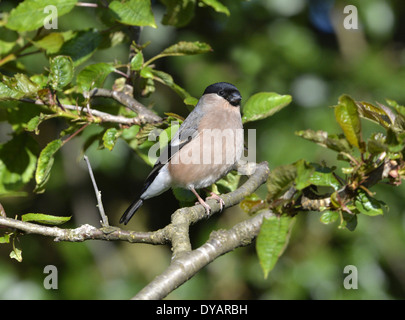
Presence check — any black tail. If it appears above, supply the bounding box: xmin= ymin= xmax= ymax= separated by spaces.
xmin=120 ymin=199 xmax=144 ymax=225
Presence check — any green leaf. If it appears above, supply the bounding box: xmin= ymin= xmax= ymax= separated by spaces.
xmin=308 ymin=164 xmax=341 ymax=191
xmin=334 ymin=95 xmax=364 ymax=152
xmin=76 ymin=63 xmax=115 ymax=93
xmin=140 ymin=66 xmax=154 ymax=79
xmin=159 ymin=41 xmax=212 ymax=57
xmin=356 ymin=101 xmax=392 ymax=129
xmin=0 ymin=73 xmax=40 ymax=100
xmin=10 ymin=244 xmax=22 ymax=262
xmin=239 ymin=193 xmax=266 ymax=215
xmin=214 ymin=171 xmax=241 ymax=193
xmin=22 ymin=213 xmax=71 ymax=225
xmin=109 ymin=0 xmax=156 ymax=28
xmin=32 ymin=33 xmax=65 ymax=54
xmin=0 ymin=233 xmax=11 ymax=244
xmin=6 ymin=0 xmax=78 ymax=32
xmin=242 ymin=92 xmax=292 ymax=124
xmin=200 ymin=0 xmax=230 ymax=16
xmin=266 ymin=164 xmax=297 ymax=201
xmin=24 ymin=113 xmax=57 ymax=135
xmin=161 ymin=0 xmax=196 ymax=27
xmin=48 ymin=55 xmax=74 ymax=90
xmin=294 ymin=159 xmax=315 ymax=191
xmin=320 ymin=210 xmax=340 ymax=224
xmin=58 ymin=30 xmax=102 ymax=66
xmin=355 ymin=190 xmax=385 ymax=216
xmin=130 ymin=52 xmax=144 ymax=71
xmin=35 ymin=139 xmax=63 ymax=193
xmin=295 ymin=129 xmax=351 ymax=153
xmin=102 ymin=128 xmax=120 ymax=151
xmin=0 ymin=133 xmax=38 ymax=195
xmin=256 ymin=215 xmax=295 ymax=278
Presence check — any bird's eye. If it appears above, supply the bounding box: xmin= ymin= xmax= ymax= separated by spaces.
xmin=218 ymin=90 xmax=225 ymax=96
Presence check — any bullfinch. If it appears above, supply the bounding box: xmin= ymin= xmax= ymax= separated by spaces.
xmin=120 ymin=82 xmax=243 ymax=225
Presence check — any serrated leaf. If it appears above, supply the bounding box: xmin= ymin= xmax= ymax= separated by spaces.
xmin=334 ymin=95 xmax=364 ymax=152
xmin=22 ymin=213 xmax=71 ymax=225
xmin=48 ymin=55 xmax=74 ymax=90
xmin=355 ymin=190 xmax=385 ymax=216
xmin=295 ymin=129 xmax=351 ymax=153
xmin=109 ymin=0 xmax=156 ymax=28
xmin=242 ymin=92 xmax=291 ymax=124
xmin=308 ymin=163 xmax=341 ymax=190
xmin=6 ymin=0 xmax=78 ymax=32
xmin=256 ymin=215 xmax=295 ymax=278
xmin=161 ymin=0 xmax=196 ymax=27
xmin=58 ymin=30 xmax=102 ymax=66
xmin=102 ymin=128 xmax=120 ymax=151
xmin=266 ymin=164 xmax=297 ymax=201
xmin=200 ymin=0 xmax=230 ymax=16
xmin=35 ymin=139 xmax=63 ymax=193
xmin=76 ymin=63 xmax=115 ymax=93
xmin=0 ymin=73 xmax=40 ymax=100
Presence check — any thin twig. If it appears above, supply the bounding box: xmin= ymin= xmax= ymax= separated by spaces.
xmin=21 ymin=98 xmax=143 ymax=125
xmin=84 ymin=155 xmax=109 ymax=227
xmin=62 ymin=123 xmax=89 ymax=145
xmin=76 ymin=2 xmax=98 ymax=7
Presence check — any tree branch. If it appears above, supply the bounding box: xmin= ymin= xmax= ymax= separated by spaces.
xmin=88 ymin=88 xmax=162 ymax=124
xmin=132 ymin=210 xmax=274 ymax=300
xmin=21 ymin=98 xmax=146 ymax=125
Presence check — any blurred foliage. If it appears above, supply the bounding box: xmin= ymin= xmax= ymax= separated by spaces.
xmin=0 ymin=0 xmax=405 ymax=300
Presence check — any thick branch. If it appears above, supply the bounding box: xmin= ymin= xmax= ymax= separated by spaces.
xmin=89 ymin=88 xmax=162 ymax=124
xmin=132 ymin=210 xmax=274 ymax=300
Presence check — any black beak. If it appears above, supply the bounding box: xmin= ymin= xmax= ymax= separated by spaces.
xmin=229 ymin=92 xmax=242 ymax=106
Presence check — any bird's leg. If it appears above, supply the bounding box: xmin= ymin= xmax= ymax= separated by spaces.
xmin=206 ymin=192 xmax=225 ymax=212
xmin=190 ymin=188 xmax=211 ymax=215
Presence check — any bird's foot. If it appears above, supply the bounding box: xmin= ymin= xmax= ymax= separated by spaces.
xmin=206 ymin=192 xmax=225 ymax=212
xmin=195 ymin=198 xmax=212 ymax=216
